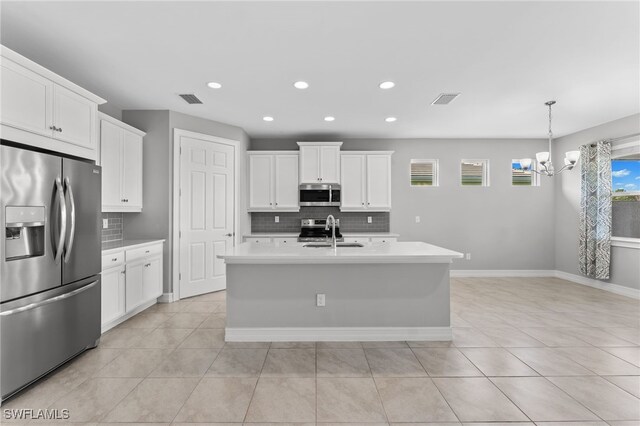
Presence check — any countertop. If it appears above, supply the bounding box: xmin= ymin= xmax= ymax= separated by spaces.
xmin=219 ymin=241 xmax=462 ymax=264
xmin=102 ymin=239 xmax=165 ymax=254
xmin=244 ymin=232 xmax=400 ymax=238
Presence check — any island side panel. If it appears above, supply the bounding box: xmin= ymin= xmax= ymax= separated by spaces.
xmin=225 ymin=262 xmax=451 ymax=338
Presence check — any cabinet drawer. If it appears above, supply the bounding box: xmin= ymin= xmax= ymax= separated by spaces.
xmin=343 ymin=237 xmax=371 ymax=243
xmin=102 ymin=251 xmax=124 ymax=269
xmin=245 ymin=237 xmax=272 ymax=244
xmin=371 ymin=237 xmax=397 ymax=243
xmin=126 ymin=243 xmax=163 ymax=262
xmin=273 ymin=238 xmax=299 ymax=245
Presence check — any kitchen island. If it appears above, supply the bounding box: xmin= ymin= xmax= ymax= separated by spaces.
xmin=218 ymin=241 xmax=463 ymax=342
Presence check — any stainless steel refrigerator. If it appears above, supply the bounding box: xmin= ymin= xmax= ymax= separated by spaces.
xmin=0 ymin=143 xmax=101 ymax=402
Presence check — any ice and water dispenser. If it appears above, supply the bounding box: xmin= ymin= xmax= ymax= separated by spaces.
xmin=5 ymin=206 xmax=45 ymax=261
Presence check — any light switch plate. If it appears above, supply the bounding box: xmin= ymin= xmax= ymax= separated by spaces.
xmin=102 ymin=218 xmax=109 ymax=229
xmin=275 ymin=216 xmax=279 ymax=223
xmin=415 ymin=216 xmax=421 ymax=223
xmin=316 ymin=293 xmax=326 ymax=307
xmin=367 ymin=216 xmax=372 ymax=224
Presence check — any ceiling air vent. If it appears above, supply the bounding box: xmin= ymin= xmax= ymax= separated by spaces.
xmin=431 ymin=93 xmax=460 ymax=105
xmin=179 ymin=94 xmax=203 ymax=104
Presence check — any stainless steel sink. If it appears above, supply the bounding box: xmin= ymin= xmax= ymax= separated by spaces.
xmin=303 ymin=242 xmax=364 ymax=248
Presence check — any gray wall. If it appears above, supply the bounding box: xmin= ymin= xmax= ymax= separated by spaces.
xmin=553 ymin=113 xmax=640 ymax=291
xmin=121 ymin=110 xmax=250 ymax=294
xmin=251 ymin=138 xmax=554 ymax=270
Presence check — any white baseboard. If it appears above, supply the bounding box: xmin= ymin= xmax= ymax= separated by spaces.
xmin=554 ymin=270 xmax=640 ymax=299
xmin=451 ymin=270 xmax=556 ymax=278
xmin=225 ymin=326 xmax=452 ymax=342
xmin=157 ymin=292 xmax=175 ymax=303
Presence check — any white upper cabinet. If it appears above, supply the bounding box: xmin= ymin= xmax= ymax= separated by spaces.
xmin=274 ymin=154 xmax=299 ymax=209
xmin=297 ymin=142 xmax=342 ymax=184
xmin=340 ymin=151 xmax=393 ymax=212
xmin=248 ymin=151 xmax=299 ymax=212
xmin=248 ymin=154 xmax=273 ymax=210
xmin=340 ymin=154 xmax=366 ymax=210
xmin=52 ymin=85 xmax=96 ymax=150
xmin=0 ymin=45 xmax=105 ymax=160
xmin=99 ymin=112 xmax=145 ymax=212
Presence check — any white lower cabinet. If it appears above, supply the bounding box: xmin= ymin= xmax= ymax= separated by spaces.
xmin=101 ymin=241 xmax=164 ymax=331
xmin=101 ymin=265 xmax=125 ymax=325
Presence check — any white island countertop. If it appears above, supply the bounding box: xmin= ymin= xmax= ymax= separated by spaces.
xmin=219 ymin=241 xmax=463 ymax=264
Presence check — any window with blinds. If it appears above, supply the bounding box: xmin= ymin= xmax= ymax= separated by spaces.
xmin=461 ymin=159 xmax=489 ymax=186
xmin=512 ymin=159 xmax=537 ymax=186
xmin=410 ymin=159 xmax=438 ymax=186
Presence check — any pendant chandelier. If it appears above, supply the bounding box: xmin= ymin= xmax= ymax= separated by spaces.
xmin=520 ymin=100 xmax=580 ymax=176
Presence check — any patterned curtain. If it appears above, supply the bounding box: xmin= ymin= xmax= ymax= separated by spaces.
xmin=578 ymin=140 xmax=612 ymax=279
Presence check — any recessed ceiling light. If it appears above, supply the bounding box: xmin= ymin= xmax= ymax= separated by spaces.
xmin=207 ymin=82 xmax=222 ymax=89
xmin=294 ymin=81 xmax=309 ymax=89
xmin=263 ymin=116 xmax=274 ymax=122
xmin=385 ymin=117 xmax=397 ymax=122
xmin=379 ymin=81 xmax=395 ymax=89
xmin=324 ymin=116 xmax=335 ymax=122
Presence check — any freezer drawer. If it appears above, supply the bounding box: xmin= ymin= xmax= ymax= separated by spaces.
xmin=0 ymin=277 xmax=101 ymax=401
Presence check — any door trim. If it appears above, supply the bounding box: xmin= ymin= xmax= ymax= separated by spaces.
xmin=172 ymin=128 xmax=240 ymax=301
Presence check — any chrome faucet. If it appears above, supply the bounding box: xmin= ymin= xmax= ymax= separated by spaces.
xmin=325 ymin=214 xmax=337 ymax=249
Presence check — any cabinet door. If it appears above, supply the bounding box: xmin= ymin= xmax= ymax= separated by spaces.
xmin=366 ymin=155 xmax=392 ymax=211
xmin=340 ymin=154 xmax=366 ymax=210
xmin=299 ymin=146 xmax=320 ymax=183
xmin=100 ymin=120 xmax=123 ymax=209
xmin=121 ymin=130 xmax=143 ymax=210
xmin=101 ymin=266 xmax=125 ymax=325
xmin=320 ymin=145 xmax=340 ymax=183
xmin=125 ymin=261 xmax=144 ymax=312
xmin=0 ymin=58 xmax=53 ymax=137
xmin=142 ymin=256 xmax=162 ymax=301
xmin=274 ymin=154 xmax=299 ymax=210
xmin=53 ymin=84 xmax=96 ymax=150
xmin=248 ymin=155 xmax=273 ymax=210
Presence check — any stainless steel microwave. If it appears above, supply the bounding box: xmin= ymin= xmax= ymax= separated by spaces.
xmin=299 ymin=184 xmax=341 ymax=207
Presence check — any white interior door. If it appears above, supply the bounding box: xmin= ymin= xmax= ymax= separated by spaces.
xmin=179 ymin=134 xmax=235 ymax=298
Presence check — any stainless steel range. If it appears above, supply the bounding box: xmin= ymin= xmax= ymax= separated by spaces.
xmin=298 ymin=218 xmax=344 ymax=242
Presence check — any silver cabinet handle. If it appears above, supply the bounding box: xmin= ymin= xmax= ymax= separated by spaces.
xmin=49 ymin=125 xmax=56 ymax=131
xmin=120 ymin=270 xmax=126 ymax=275
xmin=225 ymin=233 xmax=233 ymax=237
xmin=0 ymin=280 xmax=98 ymax=316
xmin=63 ymin=176 xmax=76 ymax=263
xmin=144 ymin=263 xmax=151 ymax=268
xmin=58 ymin=127 xmax=62 ymax=133
xmin=112 ymin=258 xmax=118 ymax=261
xmin=53 ymin=177 xmax=67 ymax=264
xmin=145 ymin=250 xmax=150 ymax=253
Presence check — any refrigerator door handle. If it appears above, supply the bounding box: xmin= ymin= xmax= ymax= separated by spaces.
xmin=63 ymin=177 xmax=76 ymax=263
xmin=53 ymin=177 xmax=67 ymax=264
xmin=0 ymin=280 xmax=99 ymax=317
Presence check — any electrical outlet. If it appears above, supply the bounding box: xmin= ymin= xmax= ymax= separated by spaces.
xmin=275 ymin=216 xmax=279 ymax=223
xmin=316 ymin=293 xmax=326 ymax=307
xmin=466 ymin=253 xmax=471 ymax=260
xmin=415 ymin=216 xmax=421 ymax=223
xmin=367 ymin=216 xmax=372 ymax=224
xmin=102 ymin=218 xmax=109 ymax=229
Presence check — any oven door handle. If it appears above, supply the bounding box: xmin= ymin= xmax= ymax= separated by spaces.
xmin=0 ymin=280 xmax=99 ymax=317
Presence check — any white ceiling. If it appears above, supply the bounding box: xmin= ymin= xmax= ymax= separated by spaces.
xmin=1 ymin=1 xmax=638 ymax=139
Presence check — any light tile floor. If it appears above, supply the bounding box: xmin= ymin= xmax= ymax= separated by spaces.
xmin=3 ymin=277 xmax=639 ymax=425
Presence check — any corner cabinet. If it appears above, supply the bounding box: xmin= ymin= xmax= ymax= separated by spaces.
xmin=297 ymin=142 xmax=342 ymax=184
xmin=340 ymin=152 xmax=393 ymax=212
xmin=101 ymin=241 xmax=164 ymax=332
xmin=248 ymin=151 xmax=299 ymax=212
xmin=0 ymin=45 xmax=106 ymax=160
xmin=99 ymin=113 xmax=145 ymax=212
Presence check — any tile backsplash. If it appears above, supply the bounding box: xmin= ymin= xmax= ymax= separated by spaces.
xmin=101 ymin=212 xmax=123 ymax=242
xmin=251 ymin=207 xmax=389 ymax=233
